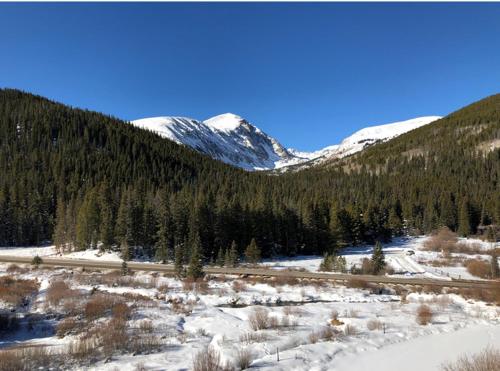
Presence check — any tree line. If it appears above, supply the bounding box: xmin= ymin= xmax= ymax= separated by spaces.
xmin=0 ymin=89 xmax=499 ymax=265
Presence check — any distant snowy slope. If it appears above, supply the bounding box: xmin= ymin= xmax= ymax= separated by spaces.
xmin=132 ymin=113 xmax=298 ymax=171
xmin=131 ymin=114 xmax=441 ymax=171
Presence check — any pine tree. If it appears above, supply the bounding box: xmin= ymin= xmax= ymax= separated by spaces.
xmin=216 ymin=247 xmax=225 ymax=267
xmin=53 ymin=198 xmax=67 ymax=254
xmin=244 ymin=238 xmax=261 ymax=264
xmin=187 ymin=233 xmax=204 ymax=279
xmin=319 ymin=253 xmax=333 ymax=272
xmin=174 ymin=245 xmax=185 ymax=277
xmin=155 ymin=191 xmax=172 ymax=263
xmin=226 ymin=240 xmax=239 ymax=267
xmin=121 ymin=240 xmax=131 ymax=261
xmin=371 ymin=241 xmax=386 ymax=275
xmin=98 ymin=183 xmax=114 ymax=250
xmin=491 ymin=253 xmax=499 ymax=279
xmin=121 ymin=260 xmax=129 ymax=276
xmin=458 ymin=199 xmax=472 ymax=237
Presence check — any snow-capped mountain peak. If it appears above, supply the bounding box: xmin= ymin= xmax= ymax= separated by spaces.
xmin=204 ymin=113 xmax=246 ymax=132
xmin=131 ymin=114 xmax=441 ymax=171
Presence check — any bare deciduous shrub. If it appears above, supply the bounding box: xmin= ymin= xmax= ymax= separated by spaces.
xmin=56 ymin=317 xmax=80 ymax=337
xmin=239 ymin=332 xmax=269 ymax=344
xmin=346 ymin=278 xmax=370 ymax=289
xmin=235 ymin=348 xmax=254 ymax=370
xmin=232 ymin=280 xmax=247 ymax=293
xmin=441 ymin=347 xmax=500 ymax=371
xmin=0 ymin=346 xmax=53 ymax=371
xmin=268 ymin=315 xmax=279 ymax=329
xmin=68 ymin=337 xmax=99 ymax=361
xmin=84 ymin=294 xmax=120 ymax=320
xmin=308 ymin=330 xmax=319 ymax=344
xmin=182 ymin=278 xmax=210 ymax=294
xmin=112 ymin=303 xmax=131 ymax=320
xmin=157 ymin=284 xmax=170 ymax=294
xmin=248 ymin=307 xmax=269 ymax=331
xmin=464 ymin=259 xmax=492 ymax=279
xmin=423 ymin=227 xmax=458 ymax=253
xmin=6 ymin=264 xmax=29 ymax=274
xmin=46 ymin=280 xmax=73 ymax=307
xmin=319 ymin=326 xmax=337 ymax=341
xmin=192 ymin=345 xmax=223 ymax=371
xmin=344 ymin=324 xmax=357 ymax=336
xmin=416 ymin=304 xmax=433 ymax=325
xmin=139 ymin=320 xmax=153 ymax=333
xmin=0 ymin=276 xmax=39 ymax=307
xmin=367 ymin=319 xmax=383 ymax=331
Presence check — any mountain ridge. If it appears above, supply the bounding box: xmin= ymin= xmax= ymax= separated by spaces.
xmin=131 ymin=114 xmax=441 ymax=171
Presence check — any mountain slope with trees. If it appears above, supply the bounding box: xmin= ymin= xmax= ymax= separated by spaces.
xmin=0 ymin=89 xmax=498 ymax=265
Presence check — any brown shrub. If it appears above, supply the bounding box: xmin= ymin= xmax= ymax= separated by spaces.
xmin=68 ymin=338 xmax=99 ymax=361
xmin=248 ymin=307 xmax=269 ymax=331
xmin=423 ymin=227 xmax=458 ymax=253
xmin=235 ymin=348 xmax=254 ymax=370
xmin=232 ymin=280 xmax=247 ymax=292
xmin=367 ymin=319 xmax=383 ymax=331
xmin=6 ymin=264 xmax=29 ymax=274
xmin=56 ymin=317 xmax=80 ymax=338
xmin=46 ymin=280 xmax=72 ymax=307
xmin=346 ymin=278 xmax=370 ymax=289
xmin=139 ymin=320 xmax=154 ymax=333
xmin=0 ymin=276 xmax=39 ymax=307
xmin=465 ymin=259 xmax=491 ymax=279
xmin=308 ymin=331 xmax=319 ymax=344
xmin=416 ymin=304 xmax=433 ymax=325
xmin=0 ymin=346 xmax=53 ymax=371
xmin=112 ymin=303 xmax=132 ymax=321
xmin=239 ymin=332 xmax=270 ymax=344
xmin=441 ymin=347 xmax=500 ymax=371
xmin=84 ymin=294 xmax=119 ymax=320
xmin=192 ymin=345 xmax=223 ymax=371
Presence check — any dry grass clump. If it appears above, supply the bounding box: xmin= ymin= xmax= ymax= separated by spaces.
xmin=235 ymin=348 xmax=254 ymax=370
xmin=182 ymin=278 xmax=210 ymax=294
xmin=416 ymin=304 xmax=433 ymax=325
xmin=269 ymin=276 xmax=300 ymax=287
xmin=248 ymin=307 xmax=270 ymax=331
xmin=309 ymin=326 xmax=338 ymax=343
xmin=367 ymin=319 xmax=383 ymax=331
xmin=84 ymin=294 xmax=122 ymax=321
xmin=0 ymin=276 xmax=39 ymax=307
xmin=441 ymin=347 xmax=500 ymax=371
xmin=192 ymin=345 xmax=230 ymax=371
xmin=239 ymin=331 xmax=270 ymax=344
xmin=464 ymin=259 xmax=492 ymax=279
xmin=232 ymin=280 xmax=247 ymax=292
xmin=46 ymin=280 xmax=80 ymax=308
xmin=6 ymin=264 xmax=29 ymax=274
xmin=449 ymin=284 xmax=500 ymax=305
xmin=0 ymin=346 xmax=54 ymax=371
xmin=56 ymin=317 xmax=80 ymax=338
xmin=346 ymin=278 xmax=370 ymax=289
xmin=423 ymin=227 xmax=458 ymax=253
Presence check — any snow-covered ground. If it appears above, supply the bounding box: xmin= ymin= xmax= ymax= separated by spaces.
xmin=263 ymin=236 xmax=499 ymax=281
xmin=1 ymin=258 xmax=498 ymax=371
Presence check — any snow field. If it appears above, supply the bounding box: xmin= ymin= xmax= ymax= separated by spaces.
xmin=0 ymin=262 xmax=498 ymax=371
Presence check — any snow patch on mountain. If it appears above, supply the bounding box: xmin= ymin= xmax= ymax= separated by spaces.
xmin=131 ymin=114 xmax=441 ymax=171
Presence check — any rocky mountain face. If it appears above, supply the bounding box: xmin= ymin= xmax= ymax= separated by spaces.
xmin=132 ymin=114 xmax=441 ymax=171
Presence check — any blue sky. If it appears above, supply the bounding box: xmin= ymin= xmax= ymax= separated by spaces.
xmin=1 ymin=3 xmax=500 ymax=151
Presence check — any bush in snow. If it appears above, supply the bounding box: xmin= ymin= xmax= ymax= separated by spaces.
xmin=248 ymin=307 xmax=269 ymax=331
xmin=441 ymin=347 xmax=500 ymax=371
xmin=416 ymin=304 xmax=433 ymax=325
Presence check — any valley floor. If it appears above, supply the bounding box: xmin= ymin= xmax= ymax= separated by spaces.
xmin=0 ymin=237 xmax=498 ymax=371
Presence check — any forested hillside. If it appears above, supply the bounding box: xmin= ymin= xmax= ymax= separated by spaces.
xmin=0 ymin=89 xmax=498 ymax=263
